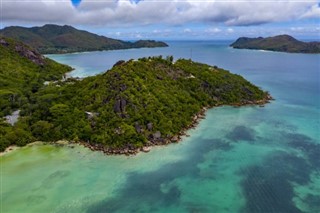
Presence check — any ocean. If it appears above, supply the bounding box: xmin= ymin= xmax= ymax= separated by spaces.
xmin=1 ymin=41 xmax=319 ymax=213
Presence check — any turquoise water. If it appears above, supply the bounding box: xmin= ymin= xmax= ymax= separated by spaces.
xmin=2 ymin=41 xmax=320 ymax=213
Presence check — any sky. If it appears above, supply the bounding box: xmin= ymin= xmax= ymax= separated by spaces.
xmin=1 ymin=0 xmax=320 ymax=40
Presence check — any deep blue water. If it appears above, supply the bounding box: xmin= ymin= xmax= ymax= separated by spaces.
xmin=2 ymin=41 xmax=320 ymax=213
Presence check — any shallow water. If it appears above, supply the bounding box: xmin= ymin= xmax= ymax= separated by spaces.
xmin=2 ymin=41 xmax=320 ymax=213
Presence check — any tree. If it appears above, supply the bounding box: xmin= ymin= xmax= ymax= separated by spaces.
xmin=31 ymin=120 xmax=53 ymax=141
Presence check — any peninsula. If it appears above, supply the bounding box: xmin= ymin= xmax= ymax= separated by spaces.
xmin=230 ymin=35 xmax=320 ymax=53
xmin=0 ymin=24 xmax=168 ymax=54
xmin=0 ymin=37 xmax=272 ymax=154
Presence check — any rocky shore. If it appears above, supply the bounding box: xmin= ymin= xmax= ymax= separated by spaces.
xmin=76 ymin=107 xmax=208 ymax=156
xmin=0 ymin=95 xmax=273 ymax=157
xmin=76 ymin=94 xmax=273 ymax=156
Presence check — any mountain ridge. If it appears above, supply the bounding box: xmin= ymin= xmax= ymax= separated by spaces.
xmin=0 ymin=24 xmax=168 ymax=54
xmin=230 ymin=35 xmax=320 ymax=53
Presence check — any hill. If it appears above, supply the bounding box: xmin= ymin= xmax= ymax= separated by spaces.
xmin=0 ymin=24 xmax=168 ymax=54
xmin=0 ymin=55 xmax=271 ymax=154
xmin=230 ymin=35 xmax=320 ymax=53
xmin=0 ymin=37 xmax=72 ymax=150
xmin=0 ymin=37 xmax=72 ymax=116
xmin=0 ymin=37 xmax=271 ymax=153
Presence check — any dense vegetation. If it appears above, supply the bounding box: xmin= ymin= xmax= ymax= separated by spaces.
xmin=0 ymin=37 xmax=72 ymax=116
xmin=0 ymin=37 xmax=72 ymax=151
xmin=0 ymin=24 xmax=168 ymax=54
xmin=0 ymin=39 xmax=270 ymax=152
xmin=230 ymin=35 xmax=320 ymax=53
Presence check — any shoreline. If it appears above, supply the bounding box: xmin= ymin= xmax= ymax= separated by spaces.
xmin=77 ymin=107 xmax=208 ymax=156
xmin=0 ymin=145 xmax=19 ymax=157
xmin=0 ymin=141 xmax=46 ymax=156
xmin=0 ymin=96 xmax=273 ymax=157
xmin=232 ymin=46 xmax=320 ymax=54
xmin=0 ymin=140 xmax=71 ymax=156
xmin=43 ymin=45 xmax=169 ymax=55
xmin=77 ymin=95 xmax=273 ymax=156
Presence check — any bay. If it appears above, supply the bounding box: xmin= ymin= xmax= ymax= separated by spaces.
xmin=1 ymin=41 xmax=319 ymax=213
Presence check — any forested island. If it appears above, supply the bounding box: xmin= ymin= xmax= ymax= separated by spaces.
xmin=230 ymin=35 xmax=320 ymax=53
xmin=0 ymin=24 xmax=168 ymax=54
xmin=0 ymin=37 xmax=272 ymax=154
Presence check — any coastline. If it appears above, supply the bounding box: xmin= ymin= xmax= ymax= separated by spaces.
xmin=0 ymin=141 xmax=46 ymax=156
xmin=0 ymin=145 xmax=19 ymax=156
xmin=0 ymin=140 xmax=71 ymax=156
xmin=77 ymin=107 xmax=208 ymax=156
xmin=42 ymin=44 xmax=169 ymax=55
xmin=0 ymin=96 xmax=273 ymax=157
xmin=231 ymin=46 xmax=320 ymax=54
xmin=77 ymin=95 xmax=273 ymax=156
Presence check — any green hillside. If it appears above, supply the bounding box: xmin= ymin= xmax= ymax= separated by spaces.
xmin=0 ymin=37 xmax=72 ymax=116
xmin=0 ymin=37 xmax=72 ymax=151
xmin=0 ymin=38 xmax=271 ymax=153
xmin=12 ymin=56 xmax=270 ymax=154
xmin=230 ymin=35 xmax=320 ymax=53
xmin=0 ymin=24 xmax=168 ymax=54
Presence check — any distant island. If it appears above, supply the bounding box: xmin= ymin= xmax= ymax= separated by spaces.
xmin=0 ymin=24 xmax=168 ymax=54
xmin=230 ymin=35 xmax=320 ymax=53
xmin=0 ymin=37 xmax=272 ymax=154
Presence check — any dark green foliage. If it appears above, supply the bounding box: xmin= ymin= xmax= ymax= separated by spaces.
xmin=0 ymin=37 xmax=269 ymax=152
xmin=20 ymin=56 xmax=269 ymax=150
xmin=132 ymin=40 xmax=168 ymax=48
xmin=0 ymin=37 xmax=72 ymax=151
xmin=0 ymin=37 xmax=72 ymax=116
xmin=230 ymin=35 xmax=320 ymax=53
xmin=0 ymin=24 xmax=168 ymax=54
xmin=0 ymin=117 xmax=33 ymax=151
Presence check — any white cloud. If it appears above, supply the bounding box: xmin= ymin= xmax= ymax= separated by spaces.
xmin=2 ymin=0 xmax=320 ymax=27
xmin=206 ymin=28 xmax=222 ymax=33
xmin=290 ymin=26 xmax=320 ymax=34
xmin=184 ymin=28 xmax=192 ymax=33
xmin=300 ymin=3 xmax=320 ymax=19
xmin=135 ymin=33 xmax=143 ymax=39
xmin=227 ymin=28 xmax=234 ymax=33
xmin=2 ymin=0 xmax=75 ymax=24
xmin=290 ymin=27 xmax=304 ymax=32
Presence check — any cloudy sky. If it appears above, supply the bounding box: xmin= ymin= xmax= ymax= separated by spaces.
xmin=1 ymin=0 xmax=320 ymax=40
